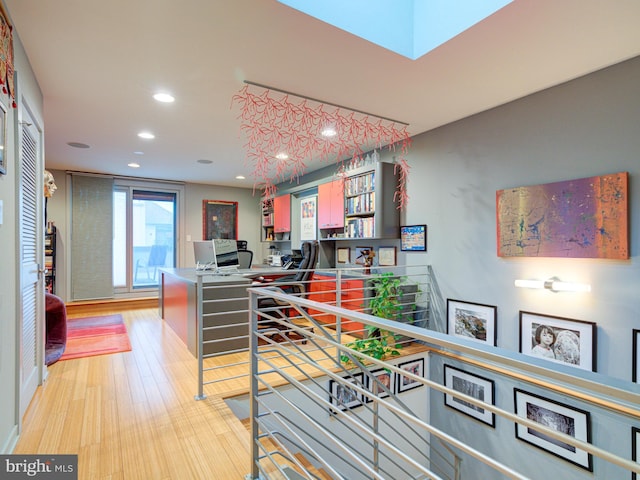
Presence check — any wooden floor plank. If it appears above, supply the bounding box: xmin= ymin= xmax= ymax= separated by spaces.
xmin=14 ymin=307 xmax=252 ymax=480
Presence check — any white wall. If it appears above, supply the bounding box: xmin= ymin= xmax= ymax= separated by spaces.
xmin=402 ymin=56 xmax=640 ymax=479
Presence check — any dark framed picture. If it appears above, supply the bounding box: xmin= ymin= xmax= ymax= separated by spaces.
xmin=329 ymin=372 xmax=364 ymax=411
xmin=446 ymin=299 xmax=497 ymax=346
xmin=444 ymin=365 xmax=495 ymax=427
xmin=396 ymin=358 xmax=424 ymax=393
xmin=0 ymin=100 xmax=6 ymax=175
xmin=514 ymin=388 xmax=592 ymax=471
xmin=202 ymin=200 xmax=238 ymax=240
xmin=633 ymin=330 xmax=640 ymax=382
xmin=400 ymin=224 xmax=427 ymax=252
xmin=632 ymin=427 xmax=640 ymax=480
xmin=377 ymin=246 xmax=396 ymax=266
xmin=519 ymin=311 xmax=596 ymax=372
xmin=365 ymin=368 xmax=395 ymax=401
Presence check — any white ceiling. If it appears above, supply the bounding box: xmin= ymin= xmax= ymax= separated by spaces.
xmin=5 ymin=0 xmax=640 ymax=189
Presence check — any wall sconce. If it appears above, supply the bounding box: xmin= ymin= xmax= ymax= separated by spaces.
xmin=514 ymin=277 xmax=591 ymax=293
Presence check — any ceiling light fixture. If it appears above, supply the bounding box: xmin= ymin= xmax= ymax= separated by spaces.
xmin=514 ymin=277 xmax=591 ymax=293
xmin=133 ymin=151 xmax=144 ymax=155
xmin=235 ymin=175 xmax=246 ymax=180
xmin=275 ymin=152 xmax=289 ymax=160
xmin=67 ymin=142 xmax=90 ymax=149
xmin=153 ymin=92 xmax=175 ymax=103
xmin=320 ymin=126 xmax=337 ymax=137
xmin=128 ymin=163 xmax=140 ymax=168
xmin=138 ymin=132 xmax=155 ymax=139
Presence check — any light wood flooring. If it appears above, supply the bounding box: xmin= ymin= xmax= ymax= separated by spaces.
xmin=14 ymin=306 xmax=253 ymax=480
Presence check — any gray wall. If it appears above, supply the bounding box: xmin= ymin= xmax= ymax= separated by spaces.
xmin=401 ymin=56 xmax=640 ymax=478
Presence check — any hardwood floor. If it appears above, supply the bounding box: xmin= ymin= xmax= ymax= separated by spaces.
xmin=15 ymin=307 xmax=252 ymax=480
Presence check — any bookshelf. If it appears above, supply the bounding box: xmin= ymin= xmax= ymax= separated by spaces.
xmin=342 ymin=162 xmax=399 ymax=239
xmin=45 ymin=226 xmax=57 ymax=294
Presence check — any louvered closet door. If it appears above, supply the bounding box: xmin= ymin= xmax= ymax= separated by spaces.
xmin=18 ymin=106 xmax=44 ymax=419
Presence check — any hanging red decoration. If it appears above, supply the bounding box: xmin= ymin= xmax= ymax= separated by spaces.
xmin=232 ymin=84 xmax=411 ymax=208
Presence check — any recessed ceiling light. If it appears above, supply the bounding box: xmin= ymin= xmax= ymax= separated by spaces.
xmin=128 ymin=163 xmax=140 ymax=168
xmin=133 ymin=151 xmax=144 ymax=155
xmin=67 ymin=142 xmax=90 ymax=148
xmin=197 ymin=159 xmax=213 ymax=164
xmin=275 ymin=152 xmax=289 ymax=160
xmin=321 ymin=127 xmax=337 ymax=137
xmin=235 ymin=175 xmax=246 ymax=180
xmin=153 ymin=92 xmax=175 ymax=103
xmin=138 ymin=132 xmax=155 ymax=139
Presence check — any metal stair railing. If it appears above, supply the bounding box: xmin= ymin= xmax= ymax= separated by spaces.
xmin=245 ymin=285 xmax=640 ymax=480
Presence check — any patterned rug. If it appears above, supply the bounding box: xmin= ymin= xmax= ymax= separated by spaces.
xmin=59 ymin=314 xmax=131 ymax=361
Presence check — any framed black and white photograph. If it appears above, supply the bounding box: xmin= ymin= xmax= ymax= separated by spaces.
xmin=444 ymin=365 xmax=495 ymax=427
xmin=337 ymin=247 xmax=350 ymax=264
xmin=396 ymin=358 xmax=424 ymax=393
xmin=519 ymin=311 xmax=596 ymax=372
xmin=365 ymin=368 xmax=395 ymax=401
xmin=446 ymin=299 xmax=497 ymax=346
xmin=632 ymin=427 xmax=640 ymax=480
xmin=514 ymin=388 xmax=592 ymax=471
xmin=633 ymin=330 xmax=640 ymax=383
xmin=329 ymin=372 xmax=364 ymax=412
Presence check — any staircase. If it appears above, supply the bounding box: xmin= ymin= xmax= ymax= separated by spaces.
xmin=242 ymin=418 xmax=333 ymax=480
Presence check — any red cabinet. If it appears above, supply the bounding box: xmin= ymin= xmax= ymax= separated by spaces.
xmin=318 ymin=179 xmax=344 ymax=229
xmin=273 ymin=194 xmax=291 ymax=233
xmin=308 ymin=274 xmax=365 ymax=336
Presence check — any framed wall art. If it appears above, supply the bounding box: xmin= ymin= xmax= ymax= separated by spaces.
xmin=633 ymin=329 xmax=640 ymax=383
xmin=329 ymin=372 xmax=364 ymax=412
xmin=514 ymin=388 xmax=592 ymax=471
xmin=633 ymin=427 xmax=640 ymax=480
xmin=396 ymin=358 xmax=424 ymax=393
xmin=202 ymin=200 xmax=238 ymax=240
xmin=300 ymin=195 xmax=317 ymax=241
xmin=0 ymin=100 xmax=6 ymax=175
xmin=519 ymin=311 xmax=596 ymax=372
xmin=444 ymin=365 xmax=495 ymax=427
xmin=377 ymin=246 xmax=396 ymax=266
xmin=337 ymin=247 xmax=350 ymax=264
xmin=365 ymin=368 xmax=394 ymax=401
xmin=400 ymin=224 xmax=427 ymax=252
xmin=446 ymin=299 xmax=497 ymax=346
xmin=497 ymin=172 xmax=628 ymax=259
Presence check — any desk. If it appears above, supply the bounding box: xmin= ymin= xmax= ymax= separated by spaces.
xmin=159 ymin=267 xmax=289 ymax=357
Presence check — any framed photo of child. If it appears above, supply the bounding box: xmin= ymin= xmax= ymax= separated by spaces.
xmin=519 ymin=311 xmax=597 ymax=372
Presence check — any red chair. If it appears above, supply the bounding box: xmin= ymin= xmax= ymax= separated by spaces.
xmin=45 ymin=293 xmax=67 ymax=365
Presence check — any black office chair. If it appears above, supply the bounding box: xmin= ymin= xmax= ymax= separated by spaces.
xmin=256 ymin=241 xmax=319 ymax=342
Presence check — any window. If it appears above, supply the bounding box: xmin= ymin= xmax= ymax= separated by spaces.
xmin=113 ymin=184 xmax=179 ymax=292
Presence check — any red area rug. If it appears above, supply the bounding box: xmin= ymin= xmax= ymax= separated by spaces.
xmin=60 ymin=314 xmax=131 ymax=361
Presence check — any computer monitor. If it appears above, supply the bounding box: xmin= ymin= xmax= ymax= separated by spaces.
xmin=212 ymin=239 xmax=240 ymax=271
xmin=193 ymin=241 xmax=216 ymax=269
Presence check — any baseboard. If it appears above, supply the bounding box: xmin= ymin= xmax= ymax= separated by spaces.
xmin=65 ymin=297 xmax=158 ymax=316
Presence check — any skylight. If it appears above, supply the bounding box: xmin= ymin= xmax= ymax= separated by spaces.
xmin=278 ymin=0 xmax=513 ymax=60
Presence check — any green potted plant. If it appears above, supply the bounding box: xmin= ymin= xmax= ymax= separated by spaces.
xmin=340 ymin=272 xmax=417 ymax=365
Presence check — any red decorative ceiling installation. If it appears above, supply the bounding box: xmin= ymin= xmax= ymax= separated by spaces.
xmin=232 ymin=84 xmax=411 ymax=208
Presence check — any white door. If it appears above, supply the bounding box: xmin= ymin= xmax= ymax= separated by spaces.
xmin=18 ymin=103 xmax=44 ymax=419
